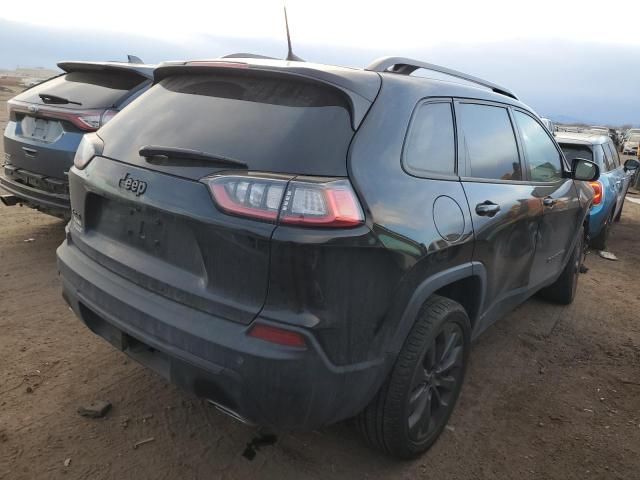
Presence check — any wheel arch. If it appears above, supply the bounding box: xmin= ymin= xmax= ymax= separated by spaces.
xmin=387 ymin=262 xmax=486 ymax=357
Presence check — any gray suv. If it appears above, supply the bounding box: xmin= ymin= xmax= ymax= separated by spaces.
xmin=1 ymin=57 xmax=154 ymax=218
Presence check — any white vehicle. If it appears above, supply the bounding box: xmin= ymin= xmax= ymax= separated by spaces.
xmin=622 ymin=134 xmax=640 ymax=155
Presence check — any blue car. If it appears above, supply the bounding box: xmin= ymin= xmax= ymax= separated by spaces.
xmin=1 ymin=57 xmax=155 ymax=218
xmin=557 ymin=132 xmax=638 ymax=249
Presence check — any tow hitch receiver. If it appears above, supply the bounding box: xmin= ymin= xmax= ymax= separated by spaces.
xmin=0 ymin=194 xmax=19 ymax=207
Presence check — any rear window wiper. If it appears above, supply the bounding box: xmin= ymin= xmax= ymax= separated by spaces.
xmin=38 ymin=93 xmax=82 ymax=106
xmin=139 ymin=146 xmax=248 ymax=169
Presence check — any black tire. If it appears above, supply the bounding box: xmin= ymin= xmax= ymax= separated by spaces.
xmin=539 ymin=226 xmax=584 ymax=305
xmin=357 ymin=295 xmax=471 ymax=459
xmin=614 ymin=198 xmax=624 ymax=222
xmin=590 ymin=210 xmax=613 ymax=251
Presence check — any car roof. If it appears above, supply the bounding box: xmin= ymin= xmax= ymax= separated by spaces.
xmin=57 ymin=61 xmax=156 ymax=79
xmin=555 ymin=132 xmax=609 ymax=146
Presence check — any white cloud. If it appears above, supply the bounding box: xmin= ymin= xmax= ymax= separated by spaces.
xmin=2 ymin=0 xmax=640 ymax=48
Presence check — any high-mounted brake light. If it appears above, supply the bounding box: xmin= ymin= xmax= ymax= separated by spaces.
xmin=248 ymin=324 xmax=306 ymax=348
xmin=589 ymin=181 xmax=603 ymax=205
xmin=186 ymin=61 xmax=249 ymax=69
xmin=7 ymin=99 xmax=118 ymax=132
xmin=203 ymin=175 xmax=365 ymax=228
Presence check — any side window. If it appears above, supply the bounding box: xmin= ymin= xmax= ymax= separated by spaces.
xmin=513 ymin=111 xmax=563 ymax=182
xmin=601 ymin=144 xmax=614 ymax=172
xmin=458 ymin=103 xmax=521 ymax=180
xmin=595 ymin=144 xmax=606 ymax=170
xmin=606 ymin=142 xmax=621 ymax=168
xmin=403 ymin=102 xmax=456 ymax=176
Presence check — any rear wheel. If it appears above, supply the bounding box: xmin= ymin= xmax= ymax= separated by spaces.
xmin=357 ymin=295 xmax=470 ymax=459
xmin=539 ymin=226 xmax=584 ymax=305
xmin=590 ymin=210 xmax=613 ymax=250
xmin=614 ymin=198 xmax=624 ymax=222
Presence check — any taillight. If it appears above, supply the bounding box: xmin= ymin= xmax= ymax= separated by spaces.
xmin=589 ymin=181 xmax=603 ymax=205
xmin=100 ymin=109 xmax=118 ymax=127
xmin=280 ymin=179 xmax=364 ymax=227
xmin=203 ymin=175 xmax=364 ymax=228
xmin=248 ymin=323 xmax=306 ymax=348
xmin=73 ymin=133 xmax=104 ymax=170
xmin=7 ymin=99 xmax=117 ymax=132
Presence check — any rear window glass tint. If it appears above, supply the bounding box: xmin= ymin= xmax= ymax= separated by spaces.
xmin=403 ymin=102 xmax=455 ymax=176
xmin=458 ymin=103 xmax=521 ymax=181
xmin=559 ymin=144 xmax=593 ymax=163
xmin=16 ymin=71 xmax=145 ymax=108
xmin=99 ymin=72 xmax=354 ymax=176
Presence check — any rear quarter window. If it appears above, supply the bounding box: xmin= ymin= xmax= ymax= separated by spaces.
xmin=403 ymin=101 xmax=456 ymax=176
xmin=15 ymin=70 xmax=146 ymax=108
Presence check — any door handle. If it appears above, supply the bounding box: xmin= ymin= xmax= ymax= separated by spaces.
xmin=475 ymin=201 xmax=500 ymax=217
xmin=22 ymin=147 xmax=37 ymax=157
xmin=543 ymin=197 xmax=557 ymax=207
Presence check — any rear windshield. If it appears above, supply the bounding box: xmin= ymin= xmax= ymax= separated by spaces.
xmin=15 ymin=70 xmax=146 ymax=109
xmin=559 ymin=144 xmax=593 ymax=162
xmin=98 ymin=71 xmax=354 ymax=176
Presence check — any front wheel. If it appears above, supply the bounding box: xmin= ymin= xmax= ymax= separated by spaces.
xmin=357 ymin=295 xmax=471 ymax=459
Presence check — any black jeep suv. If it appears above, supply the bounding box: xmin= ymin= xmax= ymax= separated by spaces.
xmin=56 ymin=56 xmax=598 ymax=458
xmin=2 ymin=58 xmax=154 ymax=218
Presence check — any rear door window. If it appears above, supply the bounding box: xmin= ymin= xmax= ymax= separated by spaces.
xmin=601 ymin=145 xmax=614 ymax=172
xmin=15 ymin=70 xmax=146 ymax=108
xmin=457 ymin=103 xmax=521 ymax=181
xmin=513 ymin=111 xmax=563 ymax=182
xmin=403 ymin=101 xmax=456 ymax=176
xmin=605 ymin=142 xmax=621 ymax=168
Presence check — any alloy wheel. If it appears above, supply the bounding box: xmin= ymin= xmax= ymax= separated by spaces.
xmin=407 ymin=322 xmax=464 ymax=442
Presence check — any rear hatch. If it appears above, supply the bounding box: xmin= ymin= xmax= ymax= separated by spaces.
xmin=75 ymin=62 xmax=378 ymax=324
xmin=5 ymin=63 xmax=151 ymax=180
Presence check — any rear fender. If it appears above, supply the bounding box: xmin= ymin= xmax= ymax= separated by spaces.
xmin=386 ymin=262 xmax=487 ymax=357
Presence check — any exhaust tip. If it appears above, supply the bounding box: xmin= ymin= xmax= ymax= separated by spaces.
xmin=0 ymin=194 xmax=19 ymax=207
xmin=206 ymin=399 xmax=255 ymax=426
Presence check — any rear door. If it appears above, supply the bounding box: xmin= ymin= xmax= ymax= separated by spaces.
xmin=603 ymin=141 xmax=629 ymax=216
xmin=456 ymin=101 xmax=543 ymax=329
xmin=512 ymin=110 xmax=580 ymax=287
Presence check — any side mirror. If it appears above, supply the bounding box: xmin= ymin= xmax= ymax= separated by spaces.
xmin=624 ymin=158 xmax=640 ymax=172
xmin=571 ymin=158 xmax=600 ymax=181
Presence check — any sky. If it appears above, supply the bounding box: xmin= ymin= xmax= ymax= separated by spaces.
xmin=1 ymin=0 xmax=639 ymax=125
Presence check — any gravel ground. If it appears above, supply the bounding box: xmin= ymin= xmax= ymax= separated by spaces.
xmin=1 ymin=87 xmax=639 ymax=479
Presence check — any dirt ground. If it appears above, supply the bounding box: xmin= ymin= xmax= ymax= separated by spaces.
xmin=1 ymin=88 xmax=640 ymax=480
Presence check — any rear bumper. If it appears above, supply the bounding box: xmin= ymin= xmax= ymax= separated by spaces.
xmin=0 ymin=174 xmax=69 ymax=215
xmin=57 ymin=233 xmax=386 ymax=430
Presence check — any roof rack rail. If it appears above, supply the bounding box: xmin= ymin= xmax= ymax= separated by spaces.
xmin=222 ymin=53 xmax=279 ymax=60
xmin=366 ymin=56 xmax=518 ymax=100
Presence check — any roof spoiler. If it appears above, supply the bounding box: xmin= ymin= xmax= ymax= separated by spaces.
xmin=56 ymin=61 xmax=155 ymax=80
xmin=366 ymin=56 xmax=518 ymax=100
